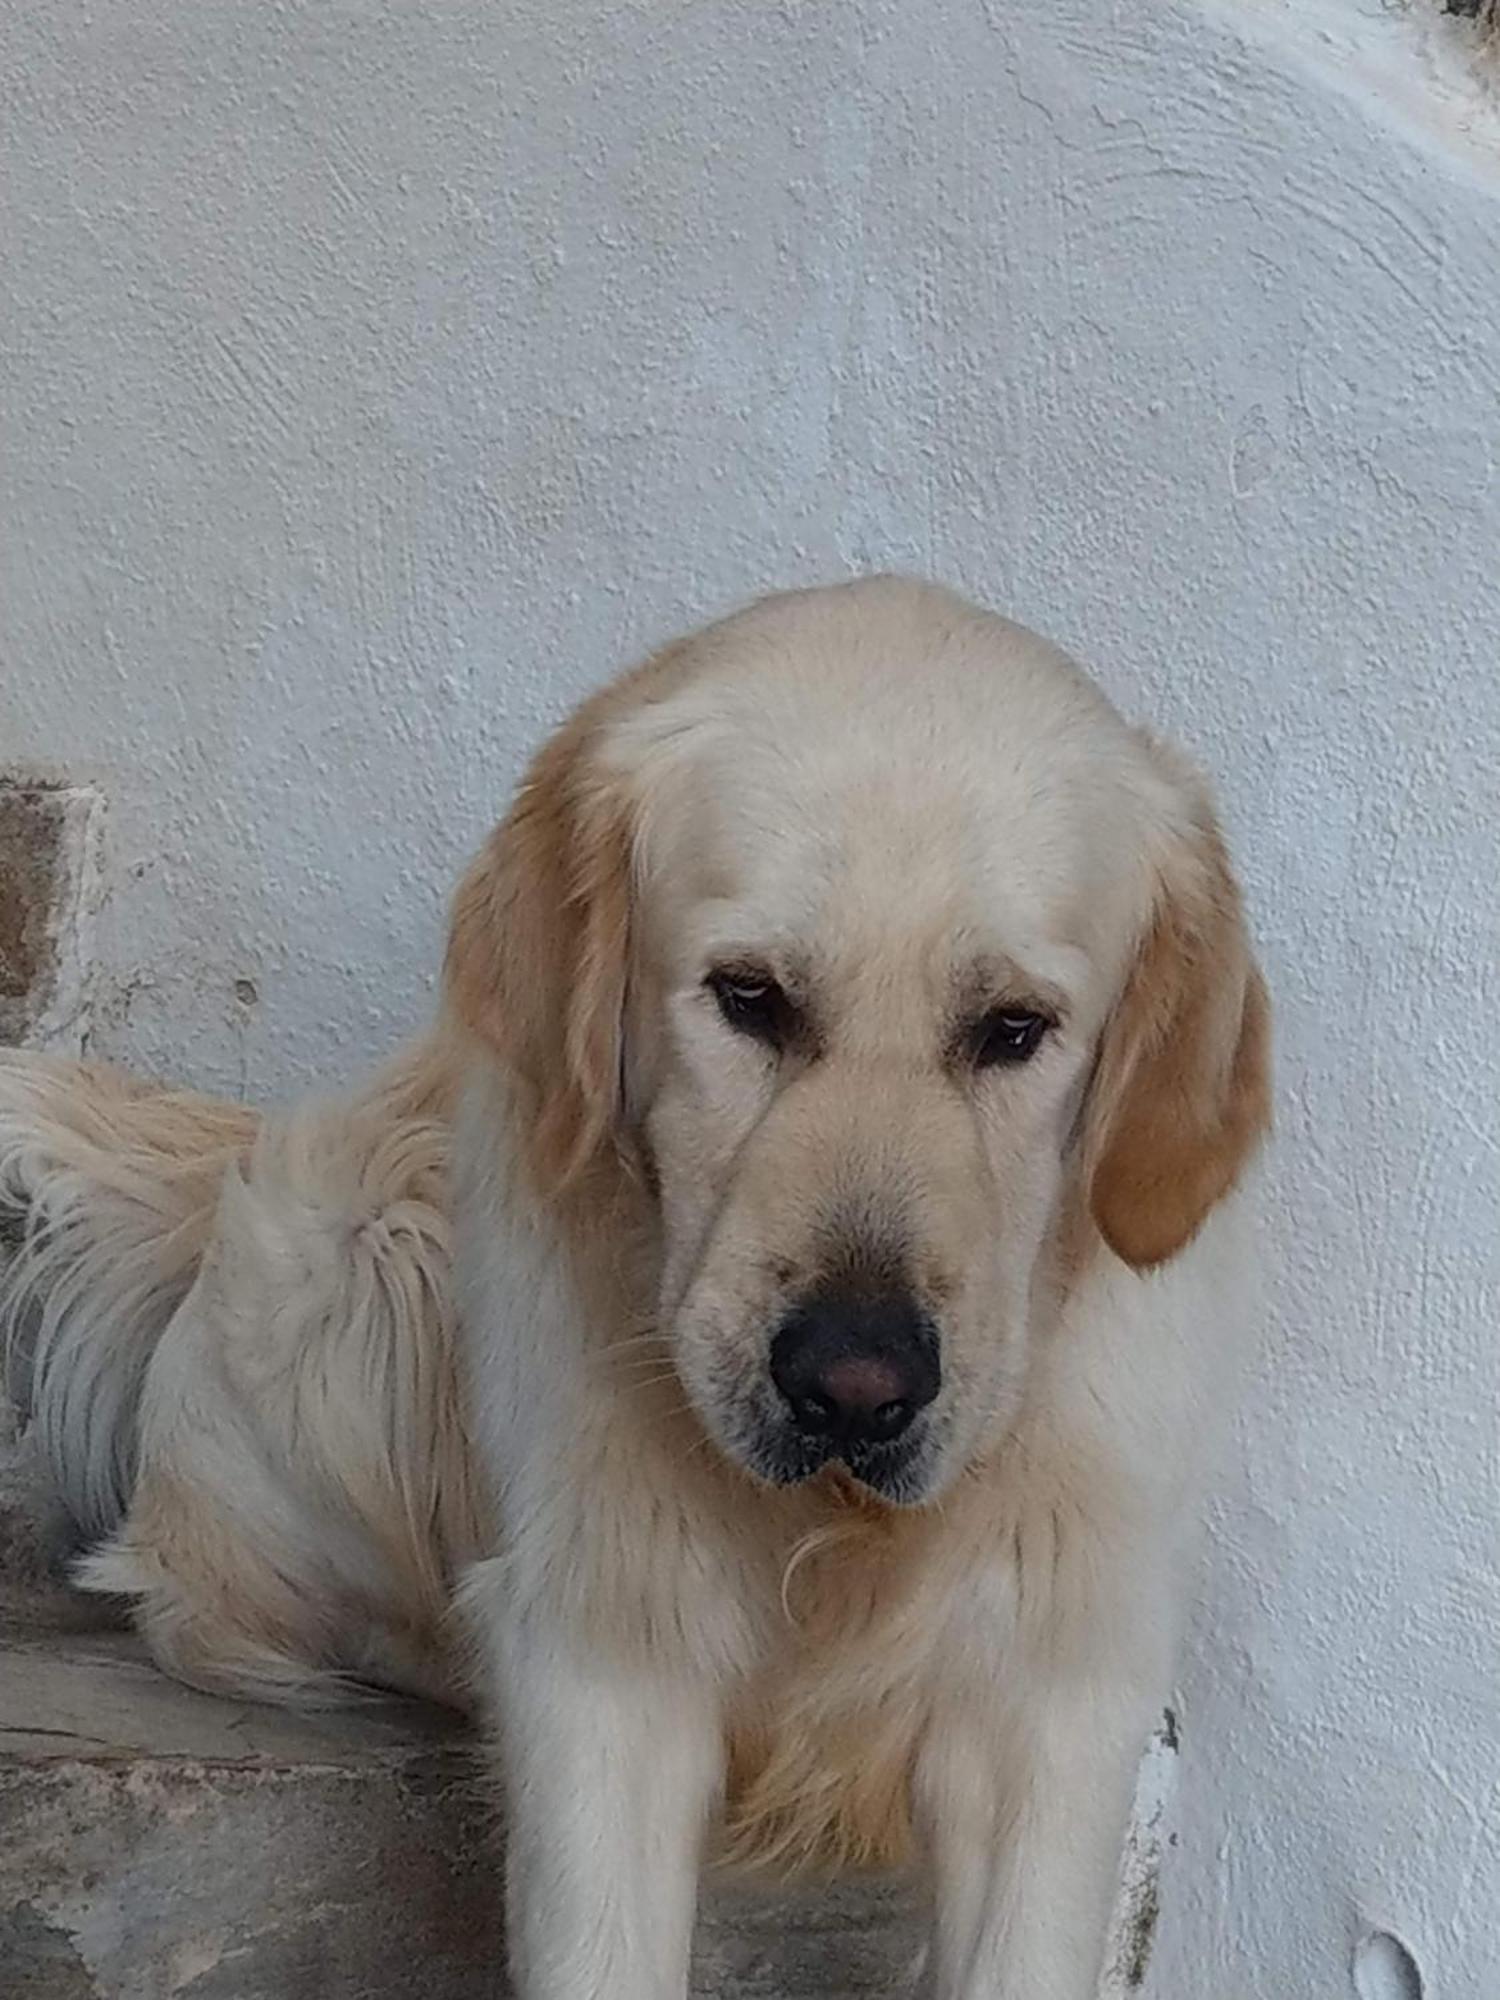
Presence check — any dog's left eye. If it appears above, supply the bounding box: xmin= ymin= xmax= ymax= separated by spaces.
xmin=706 ymin=969 xmax=793 ymax=1049
xmin=970 ymin=1007 xmax=1051 ymax=1067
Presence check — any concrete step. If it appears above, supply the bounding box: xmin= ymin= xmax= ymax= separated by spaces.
xmin=1 ymin=1580 xmax=920 ymax=2000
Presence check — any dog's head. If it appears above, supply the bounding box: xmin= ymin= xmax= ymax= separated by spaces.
xmin=447 ymin=580 xmax=1270 ymax=1505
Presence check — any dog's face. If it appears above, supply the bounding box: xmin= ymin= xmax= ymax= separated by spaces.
xmin=449 ymin=581 xmax=1270 ymax=1506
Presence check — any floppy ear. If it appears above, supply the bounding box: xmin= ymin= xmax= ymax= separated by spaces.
xmin=1085 ymin=784 xmax=1272 ymax=1271
xmin=444 ymin=707 xmax=634 ymax=1200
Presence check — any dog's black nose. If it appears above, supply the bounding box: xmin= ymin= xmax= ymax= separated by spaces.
xmin=769 ymin=1286 xmax=940 ymax=1447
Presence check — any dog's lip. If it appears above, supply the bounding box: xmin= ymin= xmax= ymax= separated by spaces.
xmin=740 ymin=1416 xmax=934 ymax=1505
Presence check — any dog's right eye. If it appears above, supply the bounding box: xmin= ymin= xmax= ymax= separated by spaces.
xmin=705 ymin=968 xmax=794 ymax=1050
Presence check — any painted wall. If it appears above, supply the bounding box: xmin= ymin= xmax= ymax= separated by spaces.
xmin=3 ymin=1 xmax=1497 ymax=1990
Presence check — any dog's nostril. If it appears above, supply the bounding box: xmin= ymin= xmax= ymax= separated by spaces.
xmin=790 ymin=1393 xmax=835 ymax=1435
xmin=871 ymin=1399 xmax=912 ymax=1440
xmin=769 ymin=1287 xmax=940 ymax=1451
xmin=781 ymin=1376 xmax=921 ymax=1446
xmin=819 ymin=1355 xmax=907 ymax=1417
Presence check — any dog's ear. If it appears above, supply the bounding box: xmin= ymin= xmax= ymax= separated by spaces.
xmin=1085 ymin=774 xmax=1271 ymax=1270
xmin=445 ymin=706 xmax=633 ymax=1199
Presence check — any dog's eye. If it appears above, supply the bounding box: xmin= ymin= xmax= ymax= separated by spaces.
xmin=971 ymin=1007 xmax=1051 ymax=1067
xmin=706 ymin=968 xmax=793 ymax=1049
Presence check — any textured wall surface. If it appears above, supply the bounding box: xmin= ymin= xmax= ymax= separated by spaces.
xmin=3 ymin=0 xmax=1498 ymax=1990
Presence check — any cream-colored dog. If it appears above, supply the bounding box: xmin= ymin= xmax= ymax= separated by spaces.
xmin=0 ymin=579 xmax=1270 ymax=1999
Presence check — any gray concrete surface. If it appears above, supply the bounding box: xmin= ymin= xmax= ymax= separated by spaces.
xmin=1 ymin=1546 xmax=920 ymax=1999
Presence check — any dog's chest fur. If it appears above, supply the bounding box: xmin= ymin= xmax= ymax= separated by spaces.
xmin=715 ymin=1473 xmax=985 ymax=1880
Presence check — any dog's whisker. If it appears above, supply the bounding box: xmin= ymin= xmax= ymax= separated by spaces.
xmin=605 ymin=1330 xmax=671 ymax=1355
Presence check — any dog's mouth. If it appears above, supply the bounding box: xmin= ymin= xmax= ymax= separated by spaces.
xmin=740 ymin=1410 xmax=938 ymax=1507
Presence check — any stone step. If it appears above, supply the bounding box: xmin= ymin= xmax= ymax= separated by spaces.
xmin=1 ymin=1597 xmax=920 ymax=2000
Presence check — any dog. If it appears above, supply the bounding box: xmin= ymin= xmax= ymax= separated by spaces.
xmin=1 ymin=578 xmax=1270 ymax=1998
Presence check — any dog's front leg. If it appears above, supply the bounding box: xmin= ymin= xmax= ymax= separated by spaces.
xmin=914 ymin=1671 xmax=1159 ymax=2000
xmin=485 ymin=1608 xmax=723 ymax=2000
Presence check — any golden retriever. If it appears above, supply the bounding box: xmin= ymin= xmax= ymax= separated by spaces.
xmin=0 ymin=578 xmax=1270 ymax=1998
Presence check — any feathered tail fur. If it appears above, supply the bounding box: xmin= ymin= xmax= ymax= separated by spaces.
xmin=0 ymin=1042 xmax=483 ymax=1709
xmin=0 ymin=1052 xmax=257 ymax=1543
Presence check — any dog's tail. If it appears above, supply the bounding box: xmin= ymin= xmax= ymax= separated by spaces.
xmin=0 ymin=1052 xmax=258 ymax=1542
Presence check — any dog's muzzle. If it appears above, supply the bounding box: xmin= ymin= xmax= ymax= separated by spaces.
xmin=752 ymin=1280 xmax=941 ymax=1503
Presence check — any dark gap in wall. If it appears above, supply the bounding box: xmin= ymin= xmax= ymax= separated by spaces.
xmin=0 ymin=780 xmax=72 ymax=1046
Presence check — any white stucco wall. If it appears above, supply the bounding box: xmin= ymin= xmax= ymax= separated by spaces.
xmin=3 ymin=1 xmax=1497 ymax=1990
